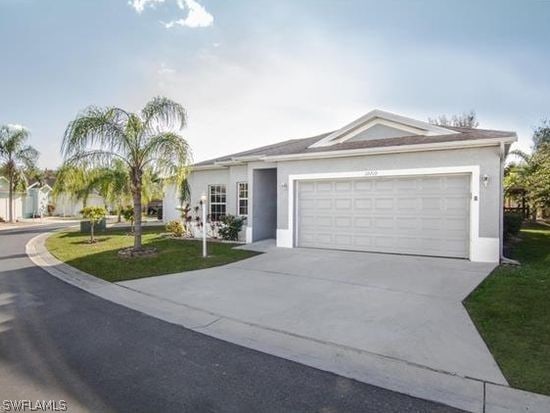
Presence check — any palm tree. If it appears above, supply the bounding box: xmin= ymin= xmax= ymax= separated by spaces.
xmin=0 ymin=125 xmax=39 ymax=222
xmin=507 ymin=149 xmax=543 ymax=220
xmin=53 ymin=165 xmax=99 ymax=210
xmin=62 ymin=97 xmax=190 ymax=250
xmin=94 ymin=160 xmax=132 ymax=222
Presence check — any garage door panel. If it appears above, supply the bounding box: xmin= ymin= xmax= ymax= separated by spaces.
xmin=421 ymin=197 xmax=442 ymax=210
xmin=397 ymin=197 xmax=418 ymax=210
xmin=300 ymin=182 xmax=315 ymax=192
xmin=354 ymin=198 xmax=372 ymax=209
xmin=316 ymin=216 xmax=333 ymax=227
xmin=395 ymin=217 xmax=419 ymax=230
xmin=316 ymin=182 xmax=333 ymax=192
xmin=374 ymin=217 xmax=394 ymax=229
xmin=353 ymin=217 xmax=371 ymax=228
xmin=374 ymin=180 xmax=395 ymax=191
xmin=334 ymin=234 xmax=352 ymax=246
xmin=335 ymin=199 xmax=352 ymax=209
xmin=335 ymin=181 xmax=352 ymax=192
xmin=353 ymin=235 xmax=372 ymax=248
xmin=315 ymin=199 xmax=332 ymax=209
xmin=354 ymin=180 xmax=373 ymax=191
xmin=297 ymin=175 xmax=470 ymax=258
xmin=375 ymin=198 xmax=394 ymax=210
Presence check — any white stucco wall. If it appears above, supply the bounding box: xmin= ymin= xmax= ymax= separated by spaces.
xmin=276 ymin=147 xmax=501 ymax=238
xmin=0 ymin=193 xmax=24 ymax=221
xmin=53 ymin=193 xmax=108 ymax=217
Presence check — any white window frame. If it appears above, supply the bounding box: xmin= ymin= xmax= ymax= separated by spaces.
xmin=208 ymin=184 xmax=226 ymax=221
xmin=237 ymin=182 xmax=248 ymax=216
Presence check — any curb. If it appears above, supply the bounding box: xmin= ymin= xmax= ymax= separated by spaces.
xmin=26 ymin=232 xmax=550 ymax=413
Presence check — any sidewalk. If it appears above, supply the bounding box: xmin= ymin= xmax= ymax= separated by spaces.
xmin=0 ymin=216 xmax=164 ymax=232
xmin=0 ymin=217 xmax=80 ymax=231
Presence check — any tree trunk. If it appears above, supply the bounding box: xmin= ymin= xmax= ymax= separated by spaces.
xmin=132 ymin=171 xmax=143 ymax=251
xmin=117 ymin=205 xmax=122 ymax=223
xmin=90 ymin=222 xmax=95 ymax=243
xmin=8 ymin=175 xmax=14 ymax=223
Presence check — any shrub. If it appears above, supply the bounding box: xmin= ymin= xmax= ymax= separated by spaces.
xmin=218 ymin=215 xmax=246 ymax=241
xmin=81 ymin=206 xmax=107 ymax=243
xmin=47 ymin=203 xmax=56 ymax=216
xmin=166 ymin=220 xmax=184 ymax=237
xmin=121 ymin=206 xmax=134 ymax=222
xmin=504 ymin=212 xmax=523 ymax=239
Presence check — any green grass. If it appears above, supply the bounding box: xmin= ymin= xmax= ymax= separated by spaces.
xmin=46 ymin=227 xmax=259 ymax=282
xmin=465 ymin=224 xmax=550 ymax=395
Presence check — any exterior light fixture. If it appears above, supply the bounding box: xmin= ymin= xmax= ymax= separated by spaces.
xmin=482 ymin=174 xmax=489 ymax=188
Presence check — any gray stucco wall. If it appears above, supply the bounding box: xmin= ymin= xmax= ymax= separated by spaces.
xmin=276 ymin=146 xmax=501 ymax=238
xmin=188 ymin=168 xmax=230 ymax=213
xmin=186 ymin=165 xmax=247 ymax=215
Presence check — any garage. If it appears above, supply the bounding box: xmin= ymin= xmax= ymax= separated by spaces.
xmin=296 ymin=174 xmax=470 ymax=258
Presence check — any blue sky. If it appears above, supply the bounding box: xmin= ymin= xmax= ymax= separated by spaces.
xmin=1 ymin=0 xmax=549 ymax=168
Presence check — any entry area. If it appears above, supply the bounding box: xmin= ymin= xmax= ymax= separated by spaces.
xmin=296 ymin=174 xmax=470 ymax=258
xmin=251 ymin=168 xmax=277 ymax=242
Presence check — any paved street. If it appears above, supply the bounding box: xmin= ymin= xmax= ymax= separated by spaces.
xmin=0 ymin=225 xmax=462 ymax=412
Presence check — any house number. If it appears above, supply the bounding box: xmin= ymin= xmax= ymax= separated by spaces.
xmin=364 ymin=170 xmax=378 ymax=176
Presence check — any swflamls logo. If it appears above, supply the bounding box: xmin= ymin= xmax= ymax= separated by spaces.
xmin=1 ymin=400 xmax=67 ymax=412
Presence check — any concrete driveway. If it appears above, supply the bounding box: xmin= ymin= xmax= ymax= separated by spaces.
xmin=119 ymin=245 xmax=506 ymax=385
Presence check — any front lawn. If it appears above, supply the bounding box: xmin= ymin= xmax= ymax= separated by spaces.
xmin=465 ymin=224 xmax=550 ymax=395
xmin=46 ymin=227 xmax=259 ymax=282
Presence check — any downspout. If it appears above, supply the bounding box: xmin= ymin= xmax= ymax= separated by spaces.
xmin=499 ymin=142 xmax=506 ymax=261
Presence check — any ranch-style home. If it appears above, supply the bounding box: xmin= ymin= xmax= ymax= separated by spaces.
xmin=163 ymin=110 xmax=517 ymax=263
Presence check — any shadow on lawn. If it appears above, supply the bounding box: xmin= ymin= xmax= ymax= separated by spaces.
xmin=54 ymin=234 xmax=260 ymax=283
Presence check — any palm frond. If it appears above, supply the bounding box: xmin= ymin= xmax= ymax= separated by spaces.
xmin=62 ymin=106 xmax=129 ymax=160
xmin=141 ymin=96 xmax=187 ymax=134
xmin=0 ymin=125 xmax=32 ymax=160
xmin=64 ymin=150 xmax=128 ymax=170
xmin=509 ymin=149 xmax=530 ymax=163
xmin=142 ymin=131 xmax=191 ymax=171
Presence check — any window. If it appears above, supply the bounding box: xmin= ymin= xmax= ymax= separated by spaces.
xmin=237 ymin=182 xmax=248 ymax=216
xmin=208 ymin=185 xmax=226 ymax=221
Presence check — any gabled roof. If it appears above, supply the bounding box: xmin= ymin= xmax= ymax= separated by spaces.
xmin=309 ymin=109 xmax=456 ymax=148
xmin=193 ymin=110 xmax=517 ymax=168
xmin=27 ymin=181 xmax=53 ymax=192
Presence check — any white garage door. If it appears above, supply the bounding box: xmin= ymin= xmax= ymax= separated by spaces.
xmin=296 ymin=175 xmax=470 ymax=258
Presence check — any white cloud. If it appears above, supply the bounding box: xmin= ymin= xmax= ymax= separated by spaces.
xmin=7 ymin=124 xmax=26 ymax=131
xmin=162 ymin=0 xmax=214 ymax=28
xmin=157 ymin=62 xmax=176 ymax=75
xmin=128 ymin=0 xmax=165 ymax=14
xmin=129 ymin=0 xmax=213 ymax=28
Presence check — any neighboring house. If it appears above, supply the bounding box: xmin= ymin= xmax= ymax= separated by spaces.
xmin=0 ymin=176 xmax=25 ymax=221
xmin=53 ymin=192 xmax=107 ymax=217
xmin=24 ymin=182 xmax=53 ymax=218
xmin=0 ymin=177 xmax=52 ymax=220
xmin=163 ymin=110 xmax=517 ymax=263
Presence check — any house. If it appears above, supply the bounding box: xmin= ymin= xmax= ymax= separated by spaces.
xmin=24 ymin=182 xmax=53 ymax=218
xmin=163 ymin=110 xmax=517 ymax=263
xmin=0 ymin=176 xmax=25 ymax=221
xmin=53 ymin=192 xmax=108 ymax=217
xmin=0 ymin=177 xmax=53 ymax=220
